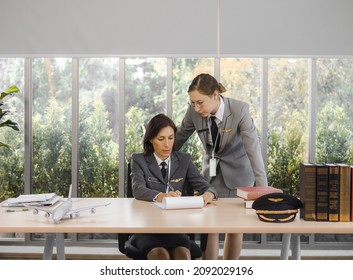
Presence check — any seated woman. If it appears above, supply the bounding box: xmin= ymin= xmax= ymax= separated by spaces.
xmin=130 ymin=113 xmax=217 ymax=260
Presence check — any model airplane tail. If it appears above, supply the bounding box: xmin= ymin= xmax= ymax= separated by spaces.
xmin=68 ymin=184 xmax=72 ymax=201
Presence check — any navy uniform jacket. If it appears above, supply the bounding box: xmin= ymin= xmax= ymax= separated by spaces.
xmin=131 ymin=151 xmax=217 ymax=201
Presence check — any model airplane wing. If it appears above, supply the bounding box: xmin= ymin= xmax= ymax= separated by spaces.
xmin=66 ymin=202 xmax=111 ymax=217
xmin=25 ymin=204 xmax=57 ymax=217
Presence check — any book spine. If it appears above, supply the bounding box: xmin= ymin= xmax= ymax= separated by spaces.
xmin=327 ymin=164 xmax=339 ymax=222
xmin=299 ymin=163 xmax=316 ymax=221
xmin=316 ymin=165 xmax=329 ymax=221
xmin=338 ymin=164 xmax=351 ymax=222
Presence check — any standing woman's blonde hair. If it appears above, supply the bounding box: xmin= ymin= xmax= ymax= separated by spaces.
xmin=188 ymin=73 xmax=226 ymax=96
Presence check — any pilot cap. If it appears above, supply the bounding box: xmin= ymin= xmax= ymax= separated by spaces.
xmin=252 ymin=193 xmax=303 ymax=223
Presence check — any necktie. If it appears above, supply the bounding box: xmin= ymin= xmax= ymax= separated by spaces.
xmin=160 ymin=161 xmax=167 ymax=181
xmin=210 ymin=116 xmax=220 ymax=152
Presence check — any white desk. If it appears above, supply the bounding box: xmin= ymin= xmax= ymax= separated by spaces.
xmin=2 ymin=198 xmax=352 ymax=259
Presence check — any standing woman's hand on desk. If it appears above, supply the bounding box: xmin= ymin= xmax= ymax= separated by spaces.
xmin=202 ymin=191 xmax=217 ymax=205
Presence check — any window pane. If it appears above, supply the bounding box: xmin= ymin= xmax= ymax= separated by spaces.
xmin=0 ymin=58 xmax=25 ymax=200
xmin=32 ymin=58 xmax=72 ymax=195
xmin=0 ymin=58 xmax=25 ymax=240
xmin=316 ymin=59 xmax=353 ymax=164
xmin=267 ymin=59 xmax=309 ymax=196
xmin=221 ymin=58 xmax=261 ymax=131
xmin=315 ymin=58 xmax=353 ymax=243
xmin=78 ymin=58 xmax=119 ymax=198
xmin=125 ymin=58 xmax=167 ymax=161
xmin=221 ymin=58 xmax=262 ymax=243
xmin=172 ymin=58 xmax=214 ymax=169
xmin=172 ymin=58 xmax=214 ymax=124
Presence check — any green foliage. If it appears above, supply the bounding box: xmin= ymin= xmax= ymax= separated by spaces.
xmin=0 ymin=85 xmax=23 ymax=201
xmin=0 ymin=85 xmax=20 ymax=149
xmin=268 ymin=59 xmax=308 ymax=132
xmin=32 ymin=97 xmax=72 ymax=195
xmin=125 ymin=106 xmax=147 ymax=160
xmin=78 ymin=99 xmax=119 ymax=197
xmin=125 ymin=58 xmax=167 ymax=116
xmin=0 ymin=142 xmax=24 ymax=201
xmin=265 ymin=59 xmax=309 ymax=197
xmin=267 ymin=114 xmax=305 ymax=196
xmin=30 ymin=97 xmax=118 ymax=198
xmin=316 ymin=101 xmax=352 ymax=163
xmin=316 ymin=59 xmax=353 ymax=164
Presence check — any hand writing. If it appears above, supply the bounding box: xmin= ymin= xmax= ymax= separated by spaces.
xmin=167 ymin=190 xmax=182 ymax=197
xmin=156 ymin=190 xmax=182 ymax=202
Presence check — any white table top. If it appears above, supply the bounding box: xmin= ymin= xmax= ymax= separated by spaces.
xmin=1 ymin=198 xmax=353 ymax=234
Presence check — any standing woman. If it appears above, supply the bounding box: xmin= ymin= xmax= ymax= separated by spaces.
xmin=130 ymin=113 xmax=216 ymax=260
xmin=175 ymin=73 xmax=268 ymax=260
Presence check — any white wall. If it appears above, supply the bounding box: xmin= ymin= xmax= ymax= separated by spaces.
xmin=1 ymin=0 xmax=352 ymax=56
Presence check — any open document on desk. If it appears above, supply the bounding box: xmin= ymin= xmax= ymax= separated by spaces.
xmin=153 ymin=196 xmax=204 ymax=210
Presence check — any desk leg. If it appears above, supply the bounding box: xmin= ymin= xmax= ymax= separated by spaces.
xmin=43 ymin=233 xmax=66 ymax=260
xmin=291 ymin=234 xmax=301 ymax=260
xmin=55 ymin=233 xmax=65 ymax=260
xmin=280 ymin=233 xmax=291 ymax=260
xmin=43 ymin=233 xmax=55 ymax=260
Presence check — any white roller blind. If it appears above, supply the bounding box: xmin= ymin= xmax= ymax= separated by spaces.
xmin=1 ymin=0 xmax=353 ymax=56
xmin=220 ymin=0 xmax=353 ymax=56
xmin=0 ymin=0 xmax=217 ymax=56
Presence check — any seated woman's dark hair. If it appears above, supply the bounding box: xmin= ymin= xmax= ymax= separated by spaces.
xmin=143 ymin=114 xmax=177 ymax=155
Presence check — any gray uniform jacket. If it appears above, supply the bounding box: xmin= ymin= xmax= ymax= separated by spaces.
xmin=175 ymin=96 xmax=268 ymax=189
xmin=131 ymin=151 xmax=217 ymax=201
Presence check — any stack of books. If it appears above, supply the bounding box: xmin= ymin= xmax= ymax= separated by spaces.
xmin=300 ymin=163 xmax=353 ymax=222
xmin=236 ymin=186 xmax=284 ymax=208
xmin=5 ymin=192 xmax=61 ymax=207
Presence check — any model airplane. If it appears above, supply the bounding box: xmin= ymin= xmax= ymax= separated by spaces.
xmin=25 ymin=185 xmax=111 ymax=224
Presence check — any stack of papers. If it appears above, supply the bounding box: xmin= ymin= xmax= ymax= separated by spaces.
xmin=154 ymin=196 xmax=204 ymax=210
xmin=5 ymin=193 xmax=62 ymax=207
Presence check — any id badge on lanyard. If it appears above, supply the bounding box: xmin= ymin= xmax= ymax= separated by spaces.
xmin=209 ymin=157 xmax=217 ymax=177
xmin=209 ymin=125 xmax=219 ymax=177
xmin=208 ymin=117 xmax=219 ymax=177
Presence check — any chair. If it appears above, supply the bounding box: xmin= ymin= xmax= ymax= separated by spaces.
xmin=118 ymin=232 xmax=203 ymax=260
xmin=117 ymin=163 xmax=203 ymax=259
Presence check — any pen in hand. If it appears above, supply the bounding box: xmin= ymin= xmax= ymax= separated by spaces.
xmin=165 ymin=183 xmax=181 ymax=197
xmin=166 ymin=190 xmax=182 ymax=197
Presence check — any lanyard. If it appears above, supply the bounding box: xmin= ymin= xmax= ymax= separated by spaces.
xmin=208 ymin=117 xmax=220 ymax=159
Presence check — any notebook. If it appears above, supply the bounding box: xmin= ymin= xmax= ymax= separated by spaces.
xmin=153 ymin=196 xmax=204 ymax=210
